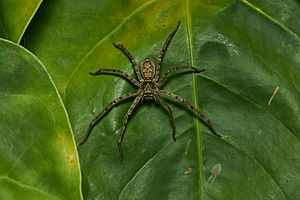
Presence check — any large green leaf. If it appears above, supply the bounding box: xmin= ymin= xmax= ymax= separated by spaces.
xmin=24 ymin=0 xmax=300 ymax=199
xmin=0 ymin=39 xmax=82 ymax=200
xmin=0 ymin=0 xmax=43 ymax=43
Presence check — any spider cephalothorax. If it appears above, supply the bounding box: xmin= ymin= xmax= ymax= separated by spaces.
xmin=78 ymin=21 xmax=221 ymax=160
xmin=140 ymin=81 xmax=158 ymax=101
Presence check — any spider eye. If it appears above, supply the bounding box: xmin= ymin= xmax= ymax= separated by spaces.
xmin=141 ymin=58 xmax=155 ymax=80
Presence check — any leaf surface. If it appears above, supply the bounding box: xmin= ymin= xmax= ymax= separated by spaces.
xmin=0 ymin=0 xmax=42 ymax=43
xmin=0 ymin=39 xmax=82 ymax=200
xmin=24 ymin=0 xmax=300 ymax=199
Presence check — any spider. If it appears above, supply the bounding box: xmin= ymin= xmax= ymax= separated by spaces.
xmin=78 ymin=21 xmax=221 ymax=160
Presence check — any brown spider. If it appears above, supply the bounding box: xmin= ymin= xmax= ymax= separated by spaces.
xmin=78 ymin=21 xmax=221 ymax=160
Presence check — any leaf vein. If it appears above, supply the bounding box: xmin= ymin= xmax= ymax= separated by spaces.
xmin=184 ymin=0 xmax=203 ymax=199
xmin=200 ymin=75 xmax=300 ymax=143
xmin=64 ymin=0 xmax=159 ymax=93
xmin=209 ymin=133 xmax=288 ymax=199
xmin=240 ymin=0 xmax=300 ymax=43
xmin=0 ymin=176 xmax=59 ymax=200
xmin=116 ymin=126 xmax=194 ymax=199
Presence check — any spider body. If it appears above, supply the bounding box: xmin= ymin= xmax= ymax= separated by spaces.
xmin=140 ymin=81 xmax=159 ymax=102
xmin=78 ymin=21 xmax=221 ymax=160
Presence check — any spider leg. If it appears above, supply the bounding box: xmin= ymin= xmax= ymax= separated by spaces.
xmin=113 ymin=42 xmax=143 ymax=81
xmin=159 ymin=90 xmax=221 ymax=137
xmin=156 ymin=96 xmax=176 ymax=141
xmin=118 ymin=95 xmax=143 ymax=161
xmin=78 ymin=91 xmax=139 ymax=146
xmin=89 ymin=68 xmax=140 ymax=87
xmin=155 ymin=21 xmax=181 ymax=81
xmin=158 ymin=66 xmax=205 ymax=85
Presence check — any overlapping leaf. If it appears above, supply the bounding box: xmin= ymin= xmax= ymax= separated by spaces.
xmin=0 ymin=0 xmax=42 ymax=43
xmin=0 ymin=39 xmax=82 ymax=200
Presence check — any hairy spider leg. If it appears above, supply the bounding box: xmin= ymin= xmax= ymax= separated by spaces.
xmin=113 ymin=42 xmax=143 ymax=81
xmin=78 ymin=91 xmax=139 ymax=146
xmin=156 ymin=96 xmax=176 ymax=141
xmin=158 ymin=66 xmax=205 ymax=85
xmin=159 ymin=90 xmax=221 ymax=137
xmin=117 ymin=95 xmax=143 ymax=160
xmin=89 ymin=68 xmax=140 ymax=87
xmin=155 ymin=21 xmax=181 ymax=81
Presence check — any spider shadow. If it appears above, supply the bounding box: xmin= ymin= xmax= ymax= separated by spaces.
xmin=159 ymin=71 xmax=203 ymax=87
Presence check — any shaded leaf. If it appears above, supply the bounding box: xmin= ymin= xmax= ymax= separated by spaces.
xmin=0 ymin=0 xmax=43 ymax=43
xmin=0 ymin=39 xmax=82 ymax=200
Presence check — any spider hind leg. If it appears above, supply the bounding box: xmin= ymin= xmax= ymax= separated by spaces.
xmin=117 ymin=95 xmax=143 ymax=161
xmin=77 ymin=91 xmax=138 ymax=146
xmin=159 ymin=90 xmax=221 ymax=138
xmin=157 ymin=96 xmax=176 ymax=141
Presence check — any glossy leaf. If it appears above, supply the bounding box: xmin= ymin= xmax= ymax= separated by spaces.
xmin=0 ymin=0 xmax=42 ymax=43
xmin=24 ymin=0 xmax=300 ymax=199
xmin=0 ymin=39 xmax=82 ymax=200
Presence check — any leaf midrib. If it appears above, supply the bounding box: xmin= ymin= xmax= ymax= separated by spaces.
xmin=184 ymin=0 xmax=203 ymax=199
xmin=114 ymin=123 xmax=288 ymax=200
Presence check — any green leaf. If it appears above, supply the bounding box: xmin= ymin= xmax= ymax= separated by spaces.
xmin=0 ymin=0 xmax=42 ymax=43
xmin=0 ymin=39 xmax=82 ymax=200
xmin=24 ymin=0 xmax=300 ymax=199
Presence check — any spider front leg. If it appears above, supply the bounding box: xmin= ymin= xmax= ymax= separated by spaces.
xmin=89 ymin=68 xmax=140 ymax=87
xmin=118 ymin=95 xmax=143 ymax=160
xmin=156 ymin=96 xmax=176 ymax=141
xmin=155 ymin=21 xmax=181 ymax=81
xmin=158 ymin=66 xmax=205 ymax=86
xmin=113 ymin=42 xmax=143 ymax=81
xmin=78 ymin=91 xmax=139 ymax=146
xmin=159 ymin=90 xmax=221 ymax=137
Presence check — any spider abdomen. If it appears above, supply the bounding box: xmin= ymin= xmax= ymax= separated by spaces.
xmin=141 ymin=58 xmax=155 ymax=80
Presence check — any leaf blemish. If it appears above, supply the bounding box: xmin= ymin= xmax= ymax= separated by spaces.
xmin=257 ymin=129 xmax=262 ymax=135
xmin=207 ymin=163 xmax=222 ymax=186
xmin=58 ymin=134 xmax=77 ymax=167
xmin=268 ymin=86 xmax=280 ymax=106
xmin=184 ymin=167 xmax=192 ymax=175
xmin=184 ymin=139 xmax=191 ymax=155
xmin=10 ymin=52 xmax=16 ymax=61
xmin=67 ymin=154 xmax=75 ymax=165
